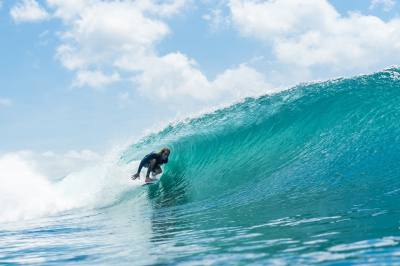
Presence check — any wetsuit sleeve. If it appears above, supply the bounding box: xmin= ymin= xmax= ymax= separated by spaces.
xmin=137 ymin=160 xmax=145 ymax=174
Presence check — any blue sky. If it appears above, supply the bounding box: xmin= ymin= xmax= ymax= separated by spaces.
xmin=1 ymin=0 xmax=400 ymax=156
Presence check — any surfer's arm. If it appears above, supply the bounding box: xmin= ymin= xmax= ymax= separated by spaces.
xmin=136 ymin=160 xmax=146 ymax=174
xmin=134 ymin=159 xmax=148 ymax=178
xmin=146 ymin=159 xmax=157 ymax=177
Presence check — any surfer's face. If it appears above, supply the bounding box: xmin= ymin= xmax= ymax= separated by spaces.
xmin=162 ymin=151 xmax=170 ymax=160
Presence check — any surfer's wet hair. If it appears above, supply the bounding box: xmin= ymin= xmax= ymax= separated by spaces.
xmin=159 ymin=147 xmax=171 ymax=155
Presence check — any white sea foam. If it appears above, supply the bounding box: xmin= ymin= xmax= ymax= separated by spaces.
xmin=0 ymin=149 xmax=142 ymax=223
xmin=328 ymin=237 xmax=400 ymax=252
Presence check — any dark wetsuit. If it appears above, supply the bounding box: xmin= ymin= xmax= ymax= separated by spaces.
xmin=137 ymin=152 xmax=168 ymax=175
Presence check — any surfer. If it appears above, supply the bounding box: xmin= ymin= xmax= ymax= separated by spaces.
xmin=131 ymin=148 xmax=171 ymax=183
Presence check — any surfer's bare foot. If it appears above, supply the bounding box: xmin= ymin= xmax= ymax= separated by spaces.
xmin=145 ymin=177 xmax=156 ymax=183
xmin=131 ymin=173 xmax=140 ymax=180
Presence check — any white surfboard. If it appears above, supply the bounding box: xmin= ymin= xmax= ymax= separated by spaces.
xmin=131 ymin=171 xmax=161 ymax=186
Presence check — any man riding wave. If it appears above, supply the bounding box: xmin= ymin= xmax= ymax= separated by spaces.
xmin=131 ymin=148 xmax=171 ymax=183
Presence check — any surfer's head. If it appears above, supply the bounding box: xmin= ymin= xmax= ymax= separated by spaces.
xmin=160 ymin=147 xmax=171 ymax=160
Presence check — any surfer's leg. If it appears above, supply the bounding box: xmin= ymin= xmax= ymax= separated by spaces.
xmin=145 ymin=167 xmax=157 ymax=183
xmin=152 ymin=165 xmax=162 ymax=176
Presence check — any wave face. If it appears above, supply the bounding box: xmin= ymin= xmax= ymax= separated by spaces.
xmin=3 ymin=68 xmax=400 ymax=265
xmin=123 ymin=68 xmax=400 ymax=205
xmin=119 ymin=68 xmax=400 ymax=264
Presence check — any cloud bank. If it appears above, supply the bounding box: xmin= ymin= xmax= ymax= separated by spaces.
xmin=10 ymin=0 xmax=49 ymax=22
xmin=9 ymin=0 xmax=400 ymax=106
xmin=229 ymin=0 xmax=400 ymax=78
xmin=369 ymin=0 xmax=396 ymax=11
xmin=9 ymin=0 xmax=271 ymax=106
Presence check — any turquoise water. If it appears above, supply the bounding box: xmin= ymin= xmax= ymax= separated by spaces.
xmin=2 ymin=68 xmax=400 ymax=265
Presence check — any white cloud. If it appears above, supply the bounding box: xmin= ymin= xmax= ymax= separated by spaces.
xmin=46 ymin=0 xmax=93 ymax=21
xmin=203 ymin=8 xmax=230 ymax=31
xmin=6 ymin=0 xmax=273 ymax=107
xmin=42 ymin=0 xmax=271 ymax=105
xmin=229 ymin=0 xmax=400 ymax=77
xmin=51 ymin=0 xmax=172 ymax=89
xmin=132 ymin=52 xmax=211 ymax=100
xmin=74 ymin=70 xmax=120 ymax=88
xmin=8 ymin=0 xmax=400 ymax=108
xmin=46 ymin=0 xmax=187 ymax=22
xmin=212 ymin=64 xmax=274 ymax=99
xmin=369 ymin=0 xmax=396 ymax=11
xmin=230 ymin=0 xmax=339 ymax=38
xmin=10 ymin=0 xmax=49 ymax=23
xmin=128 ymin=52 xmax=271 ymax=104
xmin=0 ymin=97 xmax=13 ymax=107
xmin=54 ymin=1 xmax=170 ymax=69
xmin=131 ymin=0 xmax=189 ymax=17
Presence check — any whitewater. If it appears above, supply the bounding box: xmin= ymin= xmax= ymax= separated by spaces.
xmin=2 ymin=68 xmax=400 ymax=265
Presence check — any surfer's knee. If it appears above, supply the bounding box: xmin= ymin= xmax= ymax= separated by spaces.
xmin=154 ymin=167 xmax=162 ymax=175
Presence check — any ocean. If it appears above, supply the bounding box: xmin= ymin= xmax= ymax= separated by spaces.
xmin=2 ymin=68 xmax=400 ymax=265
